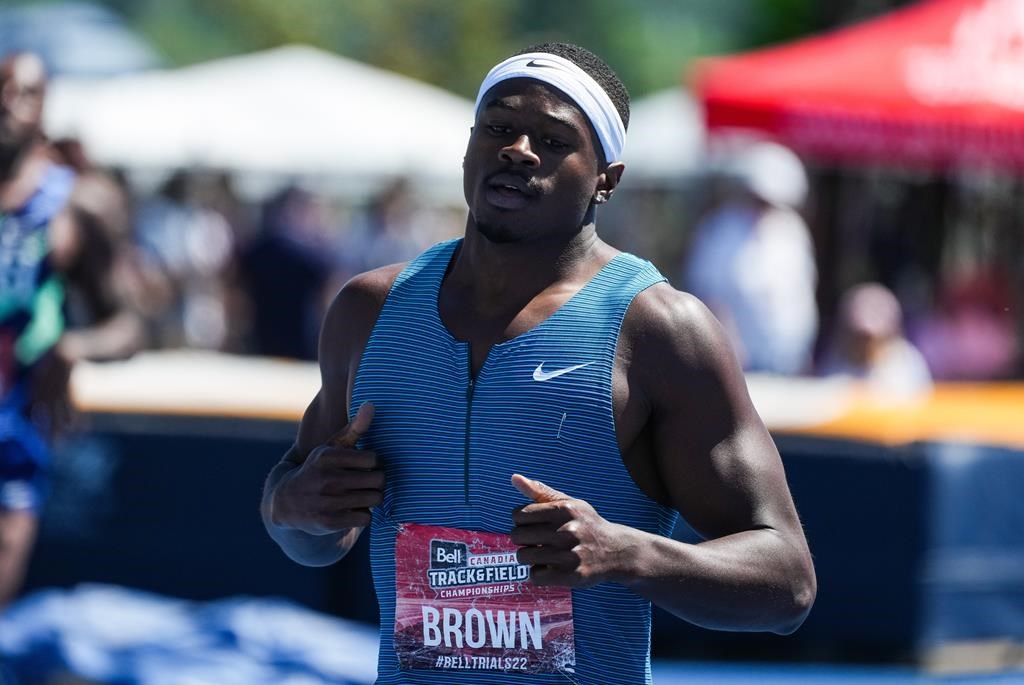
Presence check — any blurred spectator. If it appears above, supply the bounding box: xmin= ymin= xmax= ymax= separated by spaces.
xmin=48 ymin=138 xmax=162 ymax=363
xmin=0 ymin=52 xmax=144 ymax=607
xmin=339 ymin=178 xmax=438 ymax=277
xmin=682 ymin=141 xmax=818 ymax=374
xmin=0 ymin=50 xmax=65 ymax=608
xmin=196 ymin=171 xmax=256 ymax=246
xmin=47 ymin=158 xmax=150 ymax=364
xmin=193 ymin=171 xmax=256 ymax=353
xmin=237 ymin=186 xmax=336 ymax=360
xmin=135 ymin=170 xmax=234 ymax=349
xmin=820 ymin=283 xmax=932 ymax=399
xmin=912 ymin=270 xmax=1018 ymax=380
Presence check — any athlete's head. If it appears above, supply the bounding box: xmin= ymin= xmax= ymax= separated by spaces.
xmin=512 ymin=42 xmax=631 ymax=152
xmin=463 ymin=42 xmax=629 ymax=244
xmin=0 ymin=52 xmax=47 ymax=163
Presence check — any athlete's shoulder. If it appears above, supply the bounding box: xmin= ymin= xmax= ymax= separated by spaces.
xmin=623 ymin=283 xmax=752 ymax=423
xmin=625 ymin=283 xmax=737 ymax=372
xmin=342 ymin=262 xmax=406 ymax=301
xmin=316 ymin=263 xmax=406 ymax=387
xmin=325 ymin=262 xmax=406 ymax=331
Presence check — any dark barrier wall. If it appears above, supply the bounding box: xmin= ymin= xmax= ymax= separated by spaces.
xmin=919 ymin=441 xmax=1024 ymax=648
xmin=28 ymin=415 xmax=379 ymax=622
xmin=655 ymin=435 xmax=1024 ymax=661
xmin=654 ymin=435 xmax=930 ymax=660
xmin=26 ymin=416 xmax=1024 ymax=660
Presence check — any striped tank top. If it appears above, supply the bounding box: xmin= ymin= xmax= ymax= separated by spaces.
xmin=351 ymin=239 xmax=678 ymax=685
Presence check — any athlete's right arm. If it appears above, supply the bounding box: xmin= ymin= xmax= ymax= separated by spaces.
xmin=260 ymin=265 xmax=401 ymax=567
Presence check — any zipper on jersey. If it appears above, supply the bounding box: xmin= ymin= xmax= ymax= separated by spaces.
xmin=464 ymin=350 xmax=476 ymax=505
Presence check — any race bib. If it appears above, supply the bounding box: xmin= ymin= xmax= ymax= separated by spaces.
xmin=394 ymin=523 xmax=575 ymax=675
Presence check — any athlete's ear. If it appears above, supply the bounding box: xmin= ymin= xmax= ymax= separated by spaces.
xmin=463 ymin=127 xmax=474 ymax=169
xmin=593 ymin=162 xmax=625 ymax=205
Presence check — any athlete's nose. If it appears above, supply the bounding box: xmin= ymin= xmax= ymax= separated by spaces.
xmin=499 ymin=134 xmax=540 ymax=167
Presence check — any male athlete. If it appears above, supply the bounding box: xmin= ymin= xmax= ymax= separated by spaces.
xmin=262 ymin=43 xmax=815 ymax=684
xmin=0 ymin=52 xmax=145 ymax=606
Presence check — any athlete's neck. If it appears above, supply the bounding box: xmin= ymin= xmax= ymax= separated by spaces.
xmin=450 ymin=222 xmax=609 ymax=311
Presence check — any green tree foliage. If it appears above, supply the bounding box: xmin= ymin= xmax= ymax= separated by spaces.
xmin=42 ymin=0 xmax=913 ymax=97
xmin=748 ymin=0 xmax=816 ymax=47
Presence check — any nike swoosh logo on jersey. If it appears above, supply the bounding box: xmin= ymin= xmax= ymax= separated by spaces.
xmin=532 ymin=362 xmax=594 ymax=382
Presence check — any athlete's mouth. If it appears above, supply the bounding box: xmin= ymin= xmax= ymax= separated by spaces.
xmin=483 ymin=172 xmax=537 ymax=210
xmin=486 ymin=172 xmax=537 ymax=197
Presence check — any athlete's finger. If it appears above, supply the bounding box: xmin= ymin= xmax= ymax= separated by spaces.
xmin=327 ymin=402 xmax=375 ymax=448
xmin=516 ymin=545 xmax=578 ymax=568
xmin=512 ymin=473 xmax=569 ymax=503
xmin=319 ymin=508 xmax=373 ymax=530
xmin=332 ymin=489 xmax=384 ymax=510
xmin=529 ymin=566 xmax=577 ymax=588
xmin=322 ymin=449 xmax=382 ymax=470
xmin=509 ymin=471 xmax=569 ymax=501
xmin=319 ymin=469 xmax=385 ymax=493
xmin=510 ymin=523 xmax=576 ymax=548
xmin=511 ymin=500 xmax=576 ymax=526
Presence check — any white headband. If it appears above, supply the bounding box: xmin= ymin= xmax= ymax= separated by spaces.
xmin=473 ymin=52 xmax=626 ymax=163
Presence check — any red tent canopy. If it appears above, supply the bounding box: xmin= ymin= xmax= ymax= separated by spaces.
xmin=696 ymin=0 xmax=1024 ymax=170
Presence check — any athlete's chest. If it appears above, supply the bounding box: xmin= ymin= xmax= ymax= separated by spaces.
xmin=352 ymin=241 xmax=670 ymax=510
xmin=438 ymin=283 xmax=589 ymax=378
xmin=359 ymin=322 xmax=614 ymax=422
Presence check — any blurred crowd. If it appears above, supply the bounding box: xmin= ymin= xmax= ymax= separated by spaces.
xmin=127 ymin=171 xmax=458 ymax=360
xmin=3 ymin=47 xmax=1022 ymax=396
xmin=13 ymin=158 xmax=461 ymax=365
xmin=24 ymin=141 xmax=1023 ymax=397
xmin=673 ymin=139 xmax=1019 ymax=392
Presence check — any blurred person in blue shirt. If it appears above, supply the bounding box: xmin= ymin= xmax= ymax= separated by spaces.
xmin=0 ymin=52 xmax=145 ymax=607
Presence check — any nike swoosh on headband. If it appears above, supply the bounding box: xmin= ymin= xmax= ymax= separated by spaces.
xmin=475 ymin=52 xmax=626 ymax=162
xmin=532 ymin=362 xmax=594 ymax=382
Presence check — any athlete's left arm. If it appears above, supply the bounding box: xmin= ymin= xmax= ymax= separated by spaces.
xmin=511 ymin=285 xmax=816 ymax=635
xmin=623 ymin=285 xmax=816 ymax=633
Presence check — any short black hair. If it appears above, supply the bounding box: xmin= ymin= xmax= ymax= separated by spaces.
xmin=515 ymin=42 xmax=630 ymax=131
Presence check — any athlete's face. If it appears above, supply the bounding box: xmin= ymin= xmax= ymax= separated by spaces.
xmin=462 ymin=79 xmax=621 ymax=244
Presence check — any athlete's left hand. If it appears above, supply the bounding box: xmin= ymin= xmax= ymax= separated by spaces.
xmin=510 ymin=474 xmax=633 ymax=588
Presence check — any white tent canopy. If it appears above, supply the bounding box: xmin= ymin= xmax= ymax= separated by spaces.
xmin=45 ymin=45 xmax=474 ymax=200
xmin=620 ymin=87 xmax=705 ymax=184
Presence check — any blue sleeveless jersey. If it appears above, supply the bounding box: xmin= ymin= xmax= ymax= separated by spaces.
xmin=351 ymin=239 xmax=679 ymax=685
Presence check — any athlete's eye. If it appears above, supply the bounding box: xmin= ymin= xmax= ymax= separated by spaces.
xmin=486 ymin=124 xmax=511 ymax=135
xmin=543 ymin=137 xmax=569 ymax=151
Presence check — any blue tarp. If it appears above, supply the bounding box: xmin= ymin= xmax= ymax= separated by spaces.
xmin=2 ymin=584 xmax=1022 ymax=685
xmin=0 ymin=584 xmax=379 ymax=685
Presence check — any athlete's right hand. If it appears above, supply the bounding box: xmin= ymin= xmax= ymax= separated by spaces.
xmin=270 ymin=403 xmax=382 ymax=535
